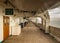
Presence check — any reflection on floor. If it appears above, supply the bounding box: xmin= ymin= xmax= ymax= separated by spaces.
xmin=3 ymin=22 xmax=59 ymax=43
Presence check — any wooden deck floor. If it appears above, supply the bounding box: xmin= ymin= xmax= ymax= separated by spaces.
xmin=3 ymin=22 xmax=59 ymax=43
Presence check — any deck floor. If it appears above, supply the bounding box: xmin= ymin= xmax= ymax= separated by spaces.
xmin=3 ymin=22 xmax=59 ymax=43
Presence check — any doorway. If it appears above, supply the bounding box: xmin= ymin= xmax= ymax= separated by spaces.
xmin=3 ymin=16 xmax=9 ymax=40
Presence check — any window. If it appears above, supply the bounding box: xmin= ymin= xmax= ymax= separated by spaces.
xmin=48 ymin=6 xmax=60 ymax=28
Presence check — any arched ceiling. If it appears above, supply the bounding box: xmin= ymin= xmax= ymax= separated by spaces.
xmin=0 ymin=0 xmax=60 ymax=17
xmin=8 ymin=0 xmax=60 ymax=11
xmin=0 ymin=0 xmax=60 ymax=12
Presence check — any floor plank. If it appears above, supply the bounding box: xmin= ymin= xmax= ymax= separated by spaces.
xmin=3 ymin=22 xmax=59 ymax=43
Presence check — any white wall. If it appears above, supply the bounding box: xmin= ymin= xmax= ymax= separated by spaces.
xmin=29 ymin=17 xmax=42 ymax=24
xmin=0 ymin=16 xmax=3 ymax=42
xmin=0 ymin=2 xmax=22 ymax=42
xmin=9 ymin=16 xmax=15 ymax=35
xmin=29 ymin=17 xmax=37 ymax=23
xmin=10 ymin=16 xmax=21 ymax=35
xmin=48 ymin=6 xmax=60 ymax=28
xmin=19 ymin=17 xmax=24 ymax=23
xmin=0 ymin=6 xmax=4 ymax=42
xmin=36 ymin=17 xmax=41 ymax=24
